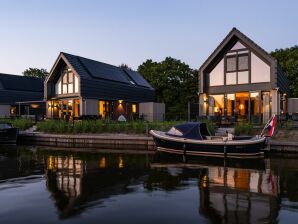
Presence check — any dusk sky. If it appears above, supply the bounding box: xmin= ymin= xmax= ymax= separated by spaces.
xmin=0 ymin=0 xmax=297 ymax=75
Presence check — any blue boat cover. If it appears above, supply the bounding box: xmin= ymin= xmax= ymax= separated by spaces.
xmin=166 ymin=122 xmax=211 ymax=140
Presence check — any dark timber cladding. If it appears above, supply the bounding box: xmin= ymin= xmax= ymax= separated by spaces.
xmin=198 ymin=27 xmax=290 ymax=123
xmin=61 ymin=53 xmax=155 ymax=102
xmin=0 ymin=73 xmax=45 ymax=118
xmin=0 ymin=73 xmax=43 ymax=104
xmin=44 ymin=52 xmax=155 ymax=120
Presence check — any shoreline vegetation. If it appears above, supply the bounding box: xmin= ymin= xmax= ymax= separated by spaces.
xmin=1 ymin=118 xmax=295 ymax=139
xmin=35 ymin=119 xmax=216 ymax=135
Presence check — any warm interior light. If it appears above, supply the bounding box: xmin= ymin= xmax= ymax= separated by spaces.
xmin=118 ymin=157 xmax=124 ymax=169
xmin=118 ymin=100 xmax=123 ymax=105
xmin=31 ymin=104 xmax=39 ymax=109
xmin=239 ymin=104 xmax=244 ymax=110
xmin=99 ymin=157 xmax=106 ymax=169
xmin=214 ymin=107 xmax=219 ymax=112
xmin=132 ymin=104 xmax=136 ymax=113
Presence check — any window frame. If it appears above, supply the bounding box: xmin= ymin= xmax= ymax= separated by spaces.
xmin=56 ymin=67 xmax=79 ymax=95
xmin=225 ymin=50 xmax=250 ymax=85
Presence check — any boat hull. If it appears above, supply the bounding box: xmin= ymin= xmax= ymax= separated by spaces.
xmin=0 ymin=128 xmax=19 ymax=144
xmin=150 ymin=130 xmax=266 ymax=159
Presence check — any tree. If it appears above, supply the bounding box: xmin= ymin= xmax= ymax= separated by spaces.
xmin=271 ymin=46 xmax=298 ymax=97
xmin=138 ymin=57 xmax=198 ymax=119
xmin=119 ymin=63 xmax=132 ymax=70
xmin=23 ymin=68 xmax=48 ymax=79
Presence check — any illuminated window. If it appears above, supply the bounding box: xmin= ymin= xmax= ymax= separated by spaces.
xmin=55 ymin=67 xmax=79 ymax=95
xmin=132 ymin=104 xmax=137 ymax=113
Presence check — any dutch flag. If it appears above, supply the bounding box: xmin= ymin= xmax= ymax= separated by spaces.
xmin=261 ymin=114 xmax=277 ymax=137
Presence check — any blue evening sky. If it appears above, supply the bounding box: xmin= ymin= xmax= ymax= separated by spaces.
xmin=0 ymin=0 xmax=297 ymax=75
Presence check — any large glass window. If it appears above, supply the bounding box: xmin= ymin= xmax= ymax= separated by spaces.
xmin=99 ymin=100 xmax=110 ymax=119
xmin=238 ymin=55 xmax=249 ymax=70
xmin=225 ymin=51 xmax=249 ymax=85
xmin=238 ymin=71 xmax=249 ymax=84
xmin=250 ymin=92 xmax=260 ymax=122
xmin=226 ymin=94 xmax=235 ymax=116
xmin=55 ymin=68 xmax=79 ymax=95
xmin=262 ymin=92 xmax=270 ymax=122
xmin=226 ymin=72 xmax=236 ymax=85
xmin=74 ymin=76 xmax=79 ymax=93
xmin=226 ymin=57 xmax=237 ymax=72
xmin=208 ymin=94 xmax=224 ymax=116
xmin=55 ymin=80 xmax=61 ymax=94
xmin=235 ymin=92 xmax=249 ymax=120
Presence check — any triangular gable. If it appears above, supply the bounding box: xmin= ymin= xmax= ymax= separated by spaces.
xmin=199 ymin=27 xmax=276 ymax=73
xmin=198 ymin=27 xmax=280 ymax=93
xmin=45 ymin=53 xmax=81 ymax=84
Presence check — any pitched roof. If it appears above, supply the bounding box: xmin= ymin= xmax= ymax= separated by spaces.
xmin=0 ymin=73 xmax=44 ymax=104
xmin=199 ymin=27 xmax=289 ymax=94
xmin=46 ymin=52 xmax=155 ymax=102
xmin=199 ymin=27 xmax=276 ymax=72
xmin=0 ymin=73 xmax=43 ymax=92
xmin=62 ymin=52 xmax=153 ymax=89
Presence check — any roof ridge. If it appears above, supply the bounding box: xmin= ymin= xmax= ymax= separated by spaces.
xmin=199 ymin=27 xmax=276 ymax=71
xmin=61 ymin=52 xmax=136 ymax=72
xmin=233 ymin=28 xmax=276 ymax=61
xmin=0 ymin=73 xmax=42 ymax=80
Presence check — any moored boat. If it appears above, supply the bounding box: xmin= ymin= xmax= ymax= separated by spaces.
xmin=150 ymin=115 xmax=277 ymax=159
xmin=0 ymin=122 xmax=19 ymax=144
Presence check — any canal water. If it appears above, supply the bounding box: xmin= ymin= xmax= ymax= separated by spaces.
xmin=1 ymin=146 xmax=298 ymax=224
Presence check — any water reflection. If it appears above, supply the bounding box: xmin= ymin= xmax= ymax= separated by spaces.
xmin=44 ymin=152 xmax=151 ymax=219
xmin=1 ymin=146 xmax=298 ymax=223
xmin=197 ymin=164 xmax=280 ymax=223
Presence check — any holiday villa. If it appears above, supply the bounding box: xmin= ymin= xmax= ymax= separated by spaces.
xmin=44 ymin=52 xmax=156 ymax=120
xmin=198 ymin=28 xmax=289 ymax=123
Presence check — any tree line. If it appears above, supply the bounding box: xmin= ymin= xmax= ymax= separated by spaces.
xmin=23 ymin=45 xmax=298 ymax=116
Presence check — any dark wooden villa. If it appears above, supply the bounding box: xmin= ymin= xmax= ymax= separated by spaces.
xmin=0 ymin=73 xmax=44 ymax=118
xmin=199 ymin=28 xmax=289 ymax=123
xmin=45 ymin=52 xmax=155 ymax=120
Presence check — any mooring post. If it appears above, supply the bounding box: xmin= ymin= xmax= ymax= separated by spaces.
xmin=183 ymin=143 xmax=187 ymax=163
xmin=223 ymin=137 xmax=228 ymax=158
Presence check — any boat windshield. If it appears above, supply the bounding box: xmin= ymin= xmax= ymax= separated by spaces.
xmin=167 ymin=127 xmax=183 ymax=136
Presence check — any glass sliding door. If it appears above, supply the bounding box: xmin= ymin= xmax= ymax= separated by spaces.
xmin=235 ymin=92 xmax=249 ymax=121
xmin=262 ymin=92 xmax=270 ymax=123
xmin=250 ymin=92 xmax=260 ymax=123
xmin=226 ymin=94 xmax=235 ymax=116
xmin=208 ymin=95 xmax=224 ymax=117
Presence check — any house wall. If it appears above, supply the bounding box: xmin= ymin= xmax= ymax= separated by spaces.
xmin=270 ymin=90 xmax=280 ymax=115
xmin=199 ymin=93 xmax=207 ymax=116
xmin=81 ymin=99 xmax=98 ymax=116
xmin=139 ymin=102 xmax=165 ymax=121
xmin=0 ymin=105 xmax=10 ymax=117
xmin=288 ymin=98 xmax=298 ymax=114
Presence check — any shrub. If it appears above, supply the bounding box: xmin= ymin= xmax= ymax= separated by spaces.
xmin=234 ymin=122 xmax=253 ymax=136
xmin=36 ymin=119 xmax=191 ymax=135
xmin=0 ymin=118 xmax=34 ymax=130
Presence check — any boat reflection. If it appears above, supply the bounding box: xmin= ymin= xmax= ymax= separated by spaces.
xmin=2 ymin=146 xmax=298 ymax=223
xmin=198 ymin=164 xmax=280 ymax=223
xmin=149 ymin=156 xmax=280 ymax=224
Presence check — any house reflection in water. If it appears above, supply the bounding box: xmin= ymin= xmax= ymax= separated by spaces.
xmin=198 ymin=165 xmax=280 ymax=224
xmin=45 ymin=154 xmax=150 ymax=219
xmin=47 ymin=156 xmax=83 ymax=199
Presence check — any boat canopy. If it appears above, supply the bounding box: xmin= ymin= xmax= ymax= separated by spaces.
xmin=166 ymin=122 xmax=211 ymax=140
